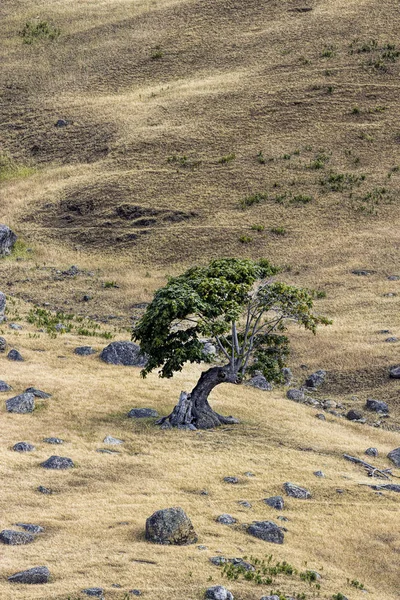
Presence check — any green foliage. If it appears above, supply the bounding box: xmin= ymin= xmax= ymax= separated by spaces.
xmin=218 ymin=153 xmax=236 ymax=164
xmin=321 ymin=44 xmax=336 ymax=58
xmin=270 ymin=226 xmax=286 ymax=236
xmin=27 ymin=307 xmax=113 ymax=339
xmin=256 ymin=151 xmax=266 ymax=164
xmin=307 ymin=151 xmax=330 ymax=170
xmin=332 ymin=594 xmax=347 ymax=600
xmin=103 ymin=280 xmax=119 ymax=288
xmin=250 ymin=224 xmax=265 ymax=232
xmin=167 ymin=155 xmax=201 ymax=169
xmin=151 ymin=46 xmax=163 ymax=59
xmin=19 ymin=20 xmax=60 ymax=44
xmin=240 ymin=192 xmax=268 ymax=208
xmin=239 ymin=234 xmax=252 ymax=244
xmin=350 ymin=579 xmax=364 ymax=589
xmin=320 ymin=171 xmax=365 ymax=192
xmin=0 ymin=153 xmax=35 ymax=182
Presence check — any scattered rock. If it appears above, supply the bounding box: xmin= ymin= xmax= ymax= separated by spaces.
xmin=385 ymin=337 xmax=398 ymax=343
xmin=313 ymin=470 xmax=325 ymax=477
xmin=247 ymin=371 xmax=273 ymax=391
xmin=205 ymin=586 xmax=234 ymax=600
xmin=387 ymin=447 xmax=400 ymax=467
xmin=25 ymin=387 xmax=51 ymax=398
xmin=244 ymin=471 xmax=255 ymax=477
xmin=0 ymin=291 xmax=5 ymax=316
xmin=129 ymin=590 xmax=142 ymax=596
xmin=387 ymin=275 xmax=400 ymax=281
xmin=6 ymin=392 xmax=35 ymax=413
xmin=82 ymin=295 xmax=92 ymax=302
xmin=41 ymin=455 xmax=74 ymax=469
xmin=389 ymin=365 xmax=400 ymax=379
xmin=8 ymin=566 xmax=50 ymax=584
xmin=127 ymin=407 xmax=159 ymax=418
xmin=346 ymin=409 xmax=363 ymax=421
xmin=263 ymin=496 xmax=284 ymax=510
xmin=43 ymin=437 xmax=64 ymax=445
xmin=372 ymin=484 xmax=400 ymax=493
xmin=13 ymin=441 xmax=35 ymax=452
xmin=282 ymin=367 xmax=293 ymax=384
xmin=277 ymin=515 xmax=289 ymax=521
xmin=0 ymin=337 xmax=7 ymax=352
xmin=0 ymin=224 xmax=17 ymax=256
xmin=37 ymin=485 xmax=53 ymax=494
xmin=209 ymin=557 xmax=253 ymax=571
xmin=103 ymin=435 xmax=124 ymax=445
xmin=366 ymin=399 xmax=389 ymax=413
xmin=365 ymin=447 xmax=378 ymax=457
xmin=216 ymin=514 xmax=236 ymax=525
xmin=283 ymin=482 xmax=311 ymax=499
xmin=100 ymin=341 xmax=147 ymax=367
xmin=82 ymin=588 xmax=104 ymax=597
xmin=286 ymin=388 xmax=305 ymax=402
xmin=15 ymin=523 xmax=44 ymax=534
xmin=96 ymin=448 xmax=120 ymax=454
xmin=8 ymin=349 xmax=24 ymax=361
xmin=351 ymin=269 xmax=375 ymax=276
xmin=0 ymin=529 xmax=35 ymax=545
xmin=305 ymin=370 xmax=326 ymax=388
xmin=55 ymin=119 xmax=70 ymax=127
xmin=248 ymin=520 xmax=284 ymax=544
xmin=223 ymin=476 xmax=239 ymax=484
xmin=316 ymin=413 xmax=326 ymax=420
xmin=260 ymin=596 xmax=280 ymax=600
xmin=9 ymin=323 xmax=22 ymax=330
xmin=74 ymin=346 xmax=96 ymax=356
xmin=62 ymin=265 xmax=79 ymax=276
xmin=145 ymin=507 xmax=198 ymax=545
xmin=238 ymin=500 xmax=252 ymax=508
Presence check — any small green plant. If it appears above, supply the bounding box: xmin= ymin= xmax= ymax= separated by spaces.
xmin=290 ymin=194 xmax=313 ymax=204
xmin=321 ymin=44 xmax=336 ymax=58
xmin=350 ymin=579 xmax=364 ymax=589
xmin=103 ymin=281 xmax=119 ymax=289
xmin=332 ymin=594 xmax=346 ymax=600
xmin=240 ymin=192 xmax=268 ymax=208
xmin=27 ymin=307 xmax=113 ymax=339
xmin=270 ymin=226 xmax=286 ymax=236
xmin=307 ymin=151 xmax=330 ymax=170
xmin=239 ymin=235 xmax=252 ymax=244
xmin=167 ymin=155 xmax=200 ymax=169
xmin=218 ymin=153 xmax=236 ymax=164
xmin=251 ymin=224 xmax=265 ymax=232
xmin=19 ymin=20 xmax=60 ymax=44
xmin=151 ymin=46 xmax=163 ymax=59
xmin=351 ymin=105 xmax=361 ymax=114
xmin=256 ymin=151 xmax=266 ymax=164
xmin=320 ymin=171 xmax=365 ymax=192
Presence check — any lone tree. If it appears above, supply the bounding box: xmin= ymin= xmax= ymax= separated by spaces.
xmin=133 ymin=258 xmax=330 ymax=429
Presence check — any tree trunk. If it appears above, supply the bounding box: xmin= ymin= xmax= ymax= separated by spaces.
xmin=156 ymin=365 xmax=241 ymax=430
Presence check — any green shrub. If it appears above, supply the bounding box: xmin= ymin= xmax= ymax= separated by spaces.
xmin=19 ymin=20 xmax=60 ymax=44
xmin=239 ymin=235 xmax=252 ymax=244
xmin=270 ymin=226 xmax=286 ymax=236
xmin=250 ymin=224 xmax=265 ymax=232
xmin=240 ymin=192 xmax=268 ymax=208
xmin=218 ymin=153 xmax=236 ymax=164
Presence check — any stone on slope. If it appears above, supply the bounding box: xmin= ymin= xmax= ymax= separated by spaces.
xmin=13 ymin=442 xmax=35 ymax=452
xmin=37 ymin=486 xmax=53 ymax=494
xmin=209 ymin=557 xmax=254 ymax=571
xmin=216 ymin=514 xmax=236 ymax=525
xmin=43 ymin=437 xmax=64 ymax=444
xmin=283 ymin=482 xmax=312 ymax=499
xmin=247 ymin=371 xmax=273 ymax=391
xmin=263 ymin=496 xmax=284 ymax=510
xmin=372 ymin=484 xmax=400 ymax=493
xmin=8 ymin=566 xmax=50 ymax=584
xmin=260 ymin=596 xmax=280 ymax=600
xmin=127 ymin=407 xmax=158 ymax=418
xmin=25 ymin=387 xmax=52 ymax=398
xmin=387 ymin=447 xmax=400 ymax=467
xmin=8 ymin=349 xmax=24 ymax=361
xmin=103 ymin=435 xmax=124 ymax=445
xmin=74 ymin=346 xmax=96 ymax=356
xmin=313 ymin=471 xmax=325 ymax=478
xmin=0 ymin=336 xmax=7 ymax=352
xmin=305 ymin=370 xmax=326 ymax=388
xmin=6 ymin=393 xmax=35 ymax=413
xmin=41 ymin=455 xmax=74 ymax=469
xmin=365 ymin=447 xmax=378 ymax=457
xmin=223 ymin=476 xmax=239 ymax=484
xmin=389 ymin=365 xmax=400 ymax=379
xmin=0 ymin=380 xmax=12 ymax=391
xmin=205 ymin=586 xmax=234 ymax=600
xmin=0 ymin=292 xmax=6 ymax=319
xmin=145 ymin=507 xmax=197 ymax=545
xmin=346 ymin=409 xmax=363 ymax=421
xmin=366 ymin=399 xmax=389 ymax=413
xmin=82 ymin=588 xmax=104 ymax=598
xmin=0 ymin=530 xmax=35 ymax=545
xmin=286 ymin=389 xmax=305 ymax=402
xmin=15 ymin=523 xmax=44 ymax=534
xmin=247 ymin=520 xmax=284 ymax=544
xmin=0 ymin=224 xmax=17 ymax=256
xmin=100 ymin=341 xmax=147 ymax=366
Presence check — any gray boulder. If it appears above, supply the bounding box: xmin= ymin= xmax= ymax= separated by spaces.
xmin=145 ymin=507 xmax=197 ymax=545
xmin=365 ymin=447 xmax=378 ymax=457
xmin=203 ymin=341 xmax=217 ymax=357
xmin=248 ymin=372 xmax=273 ymax=391
xmin=25 ymin=387 xmax=52 ymax=398
xmin=264 ymin=496 xmax=284 ymax=510
xmin=100 ymin=341 xmax=147 ymax=366
xmin=0 ymin=380 xmax=12 ymax=391
xmin=248 ymin=520 xmax=284 ymax=544
xmin=37 ymin=486 xmax=53 ymax=494
xmin=9 ymin=323 xmax=22 ymax=330
xmin=41 ymin=455 xmax=74 ymax=469
xmin=82 ymin=588 xmax=104 ymax=598
xmin=0 ymin=529 xmax=35 ymax=545
xmin=128 ymin=407 xmax=158 ymax=418
xmin=223 ymin=476 xmax=239 ymax=484
xmin=286 ymin=388 xmax=305 ymax=402
xmin=13 ymin=442 xmax=35 ymax=452
xmin=305 ymin=370 xmax=326 ymax=388
xmin=366 ymin=399 xmax=389 ymax=413
xmin=0 ymin=224 xmax=17 ymax=256
xmin=74 ymin=346 xmax=96 ymax=356
xmin=0 ymin=336 xmax=7 ymax=352
xmin=284 ymin=482 xmax=311 ymax=499
xmin=313 ymin=471 xmax=325 ymax=477
xmin=8 ymin=566 xmax=50 ymax=584
xmin=346 ymin=409 xmax=363 ymax=421
xmin=6 ymin=393 xmax=35 ymax=413
xmin=205 ymin=586 xmax=234 ymax=600
xmin=387 ymin=447 xmax=400 ymax=467
xmin=43 ymin=437 xmax=64 ymax=444
xmin=389 ymin=365 xmax=400 ymax=379
xmin=103 ymin=435 xmax=124 ymax=445
xmin=8 ymin=349 xmax=24 ymax=361
xmin=15 ymin=523 xmax=44 ymax=534
xmin=216 ymin=514 xmax=236 ymax=525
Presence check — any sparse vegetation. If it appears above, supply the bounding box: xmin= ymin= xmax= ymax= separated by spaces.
xmin=19 ymin=20 xmax=60 ymax=44
xmin=218 ymin=152 xmax=236 ymax=164
xmin=27 ymin=306 xmax=113 ymax=339
xmin=270 ymin=226 xmax=287 ymax=235
xmin=250 ymin=224 xmax=265 ymax=231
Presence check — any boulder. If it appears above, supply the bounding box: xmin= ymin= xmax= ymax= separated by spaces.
xmin=0 ymin=224 xmax=17 ymax=256
xmin=0 ymin=529 xmax=35 ymax=545
xmin=0 ymin=336 xmax=7 ymax=352
xmin=366 ymin=399 xmax=389 ymax=413
xmin=365 ymin=448 xmax=378 ymax=457
xmin=286 ymin=389 xmax=304 ymax=402
xmin=387 ymin=447 xmax=400 ymax=467
xmin=127 ymin=408 xmax=158 ymax=418
xmin=216 ymin=514 xmax=236 ymax=525
xmin=74 ymin=346 xmax=96 ymax=356
xmin=202 ymin=341 xmax=217 ymax=357
xmin=248 ymin=372 xmax=273 ymax=391
xmin=389 ymin=365 xmax=400 ymax=379
xmin=15 ymin=523 xmax=44 ymax=534
xmin=283 ymin=482 xmax=311 ymax=499
xmin=223 ymin=476 xmax=239 ymax=484
xmin=37 ymin=486 xmax=53 ymax=494
xmin=13 ymin=442 xmax=35 ymax=452
xmin=103 ymin=435 xmax=124 ymax=445
xmin=100 ymin=341 xmax=147 ymax=367
xmin=8 ymin=566 xmax=50 ymax=584
xmin=145 ymin=507 xmax=197 ymax=545
xmin=0 ymin=380 xmax=12 ymax=391
xmin=205 ymin=586 xmax=234 ymax=600
xmin=43 ymin=437 xmax=64 ymax=444
xmin=41 ymin=455 xmax=74 ymax=469
xmin=82 ymin=589 xmax=104 ymax=598
xmin=25 ymin=387 xmax=52 ymax=398
xmin=263 ymin=496 xmax=284 ymax=510
xmin=346 ymin=409 xmax=363 ymax=421
xmin=247 ymin=520 xmax=284 ymax=544
xmin=305 ymin=370 xmax=326 ymax=388
xmin=8 ymin=349 xmax=24 ymax=361
xmin=6 ymin=393 xmax=35 ymax=413
xmin=313 ymin=471 xmax=325 ymax=478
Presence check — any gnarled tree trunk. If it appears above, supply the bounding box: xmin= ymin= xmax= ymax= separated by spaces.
xmin=156 ymin=365 xmax=240 ymax=429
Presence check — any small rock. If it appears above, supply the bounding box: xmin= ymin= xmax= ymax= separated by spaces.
xmin=389 ymin=365 xmax=400 ymax=379
xmin=387 ymin=275 xmax=400 ymax=280
xmin=63 ymin=265 xmax=79 ymax=276
xmin=387 ymin=447 xmax=400 ymax=467
xmin=313 ymin=470 xmax=325 ymax=477
xmin=37 ymin=485 xmax=53 ymax=494
xmin=8 ymin=566 xmax=50 ymax=584
xmin=282 ymin=367 xmax=293 ymax=384
xmin=248 ymin=520 xmax=284 ymax=544
xmin=25 ymin=387 xmax=52 ymax=398
xmin=82 ymin=295 xmax=92 ymax=302
xmin=0 ymin=337 xmax=7 ymax=352
xmin=346 ymin=409 xmax=363 ymax=421
xmin=0 ymin=529 xmax=35 ymax=545
xmin=260 ymin=596 xmax=280 ymax=600
xmin=247 ymin=371 xmax=273 ymax=391
xmin=100 ymin=341 xmax=147 ymax=367
xmin=286 ymin=388 xmax=305 ymax=402
xmin=223 ymin=476 xmax=239 ymax=484
xmin=82 ymin=588 xmax=104 ymax=597
xmin=103 ymin=435 xmax=124 ymax=445
xmin=283 ymin=482 xmax=311 ymax=499
xmin=336 ymin=489 xmax=345 ymax=494
xmin=385 ymin=337 xmax=398 ymax=343
xmin=13 ymin=441 xmax=35 ymax=452
xmin=127 ymin=408 xmax=159 ymax=418
xmin=316 ymin=413 xmax=326 ymax=420
xmin=277 ymin=515 xmax=289 ymax=521
xmin=145 ymin=507 xmax=198 ymax=545
xmin=55 ymin=119 xmax=70 ymax=127
xmin=41 ymin=455 xmax=74 ymax=469
xmin=384 ymin=292 xmax=397 ymax=297
xmin=96 ymin=449 xmax=120 ymax=454
xmin=323 ymin=400 xmax=336 ymax=409
xmin=8 ymin=349 xmax=24 ymax=361
xmin=9 ymin=323 xmax=22 ymax=330
xmin=305 ymin=370 xmax=326 ymax=388
xmin=216 ymin=514 xmax=236 ymax=525
xmin=366 ymin=399 xmax=389 ymax=413
xmin=205 ymin=585 xmax=234 ymax=600
xmin=238 ymin=500 xmax=252 ymax=508
xmin=0 ymin=224 xmax=17 ymax=256
xmin=197 ymin=544 xmax=208 ymax=550
xmin=6 ymin=392 xmax=35 ymax=413
xmin=365 ymin=447 xmax=378 ymax=457
xmin=0 ymin=291 xmax=5 ymax=316
xmin=112 ymin=583 xmax=122 ymax=588
xmin=352 ymin=269 xmax=374 ymax=276
xmin=244 ymin=471 xmax=255 ymax=477
xmin=74 ymin=346 xmax=96 ymax=356
xmin=203 ymin=341 xmax=217 ymax=356
xmin=15 ymin=523 xmax=44 ymax=534
xmin=43 ymin=437 xmax=64 ymax=444
xmin=264 ymin=496 xmax=284 ymax=510
xmin=129 ymin=590 xmax=142 ymax=596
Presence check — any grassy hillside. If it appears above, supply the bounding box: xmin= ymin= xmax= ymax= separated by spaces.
xmin=1 ymin=0 xmax=400 ymax=598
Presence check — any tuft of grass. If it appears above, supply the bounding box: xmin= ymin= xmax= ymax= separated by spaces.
xmin=151 ymin=45 xmax=164 ymax=59
xmin=307 ymin=151 xmax=330 ymax=170
xmin=19 ymin=20 xmax=60 ymax=44
xmin=0 ymin=153 xmax=36 ymax=182
xmin=320 ymin=172 xmax=365 ymax=192
xmin=270 ymin=226 xmax=287 ymax=236
xmin=250 ymin=224 xmax=265 ymax=232
xmin=167 ymin=155 xmax=201 ymax=169
xmin=321 ymin=44 xmax=336 ymax=58
xmin=240 ymin=192 xmax=268 ymax=208
xmin=256 ymin=151 xmax=266 ymax=164
xmin=239 ymin=234 xmax=252 ymax=244
xmin=218 ymin=152 xmax=236 ymax=164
